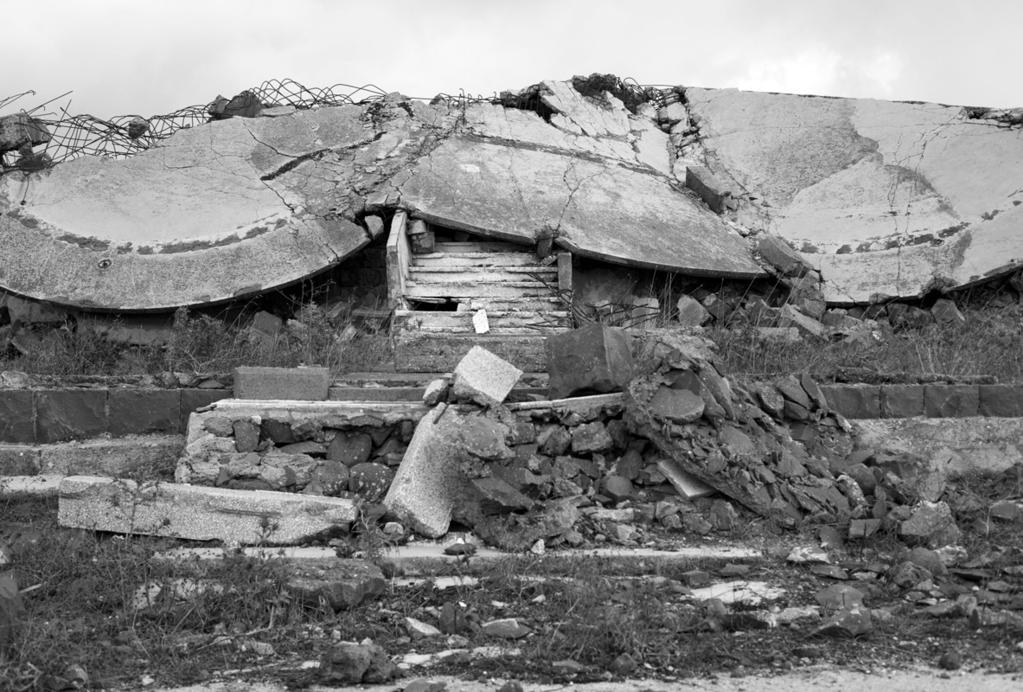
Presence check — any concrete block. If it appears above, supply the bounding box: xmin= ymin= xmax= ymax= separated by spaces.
xmin=384 ymin=404 xmax=472 ymax=538
xmin=58 ymin=476 xmax=358 ymax=544
xmin=38 ymin=435 xmax=182 ymax=477
xmin=233 ymin=366 xmax=329 ymax=401
xmin=978 ymin=385 xmax=1023 ymax=417
xmin=757 ymin=235 xmax=811 ymax=277
xmin=880 ymin=385 xmax=925 ymax=418
xmin=0 ymin=475 xmax=61 ymax=498
xmin=180 ymin=389 xmax=232 ymax=430
xmin=34 ymin=390 xmax=107 ymax=443
xmin=108 ymin=389 xmax=182 ymax=436
xmin=0 ymin=390 xmax=35 ymax=443
xmin=685 ymin=165 xmax=732 ymax=214
xmin=546 ymin=324 xmax=634 ymax=399
xmin=820 ymin=385 xmax=880 ymax=419
xmin=923 ymin=385 xmax=979 ymax=418
xmin=450 ymin=346 xmax=523 ymax=407
xmin=0 ymin=445 xmax=40 ymax=475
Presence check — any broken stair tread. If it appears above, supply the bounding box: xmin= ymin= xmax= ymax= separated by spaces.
xmin=414 ymin=252 xmax=544 ymax=267
xmin=395 ymin=316 xmax=570 ymax=334
xmin=431 ymin=241 xmax=532 ymax=253
xmin=408 ymin=270 xmax=555 ymax=284
xmin=410 ymin=265 xmax=557 ymax=275
xmin=405 ymin=282 xmax=556 ymax=299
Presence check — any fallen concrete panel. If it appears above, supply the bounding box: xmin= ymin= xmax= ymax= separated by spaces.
xmin=58 ymin=475 xmax=358 ymax=544
xmin=0 ymin=107 xmax=376 ymax=310
xmin=1 ymin=79 xmax=766 ymax=311
xmin=686 ymin=88 xmax=1023 ymax=301
xmin=395 ymin=136 xmax=762 ymax=277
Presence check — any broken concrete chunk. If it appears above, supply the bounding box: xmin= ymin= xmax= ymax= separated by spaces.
xmin=58 ymin=476 xmax=357 ymax=544
xmin=422 ymin=378 xmax=449 ymax=406
xmin=287 ymin=559 xmax=387 ymax=610
xmin=546 ymin=324 xmax=634 ymax=399
xmin=0 ymin=113 xmax=51 ymax=153
xmin=779 ymin=305 xmax=826 ymax=338
xmin=900 ymin=500 xmax=961 ymax=548
xmin=648 ymin=386 xmax=705 ymax=423
xmin=657 ymin=458 xmax=715 ymax=498
xmin=757 ymin=236 xmax=812 ymax=277
xmin=384 ymin=405 xmax=470 ymax=538
xmin=451 ymin=346 xmax=523 ymax=407
xmin=676 ymin=294 xmax=711 ymax=327
xmin=685 ymin=165 xmax=734 ymax=214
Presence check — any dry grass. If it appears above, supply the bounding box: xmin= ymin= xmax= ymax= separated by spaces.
xmin=710 ymin=303 xmax=1023 ymax=383
xmin=1 ymin=303 xmax=394 ymax=379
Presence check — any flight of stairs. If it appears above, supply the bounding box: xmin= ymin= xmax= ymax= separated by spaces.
xmin=391 ymin=240 xmax=573 ymax=372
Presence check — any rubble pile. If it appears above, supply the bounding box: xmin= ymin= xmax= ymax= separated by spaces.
xmin=175 ymin=405 xmax=422 ymax=498
xmin=166 ymin=328 xmax=974 ymax=554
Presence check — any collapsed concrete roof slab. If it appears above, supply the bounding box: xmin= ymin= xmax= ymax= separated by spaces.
xmin=0 ymin=106 xmax=381 ymax=310
xmin=393 ymin=135 xmax=762 ymax=277
xmin=0 ymin=78 xmax=765 ymax=311
xmin=685 ymin=88 xmax=1023 ymax=302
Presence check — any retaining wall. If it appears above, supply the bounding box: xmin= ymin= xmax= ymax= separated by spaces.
xmin=1 ymin=382 xmax=1023 ymax=444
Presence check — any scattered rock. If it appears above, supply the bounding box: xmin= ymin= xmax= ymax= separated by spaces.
xmin=451 ymin=346 xmax=523 ymax=407
xmin=815 ymin=584 xmax=865 ymax=610
xmin=481 ymin=618 xmax=531 ymax=639
xmin=900 ymin=501 xmax=961 ymax=548
xmin=319 ymin=640 xmax=396 ymax=684
xmin=813 ymin=607 xmax=873 ymax=638
xmin=406 ymin=617 xmax=443 ymax=639
xmin=287 ymin=559 xmax=387 ymax=610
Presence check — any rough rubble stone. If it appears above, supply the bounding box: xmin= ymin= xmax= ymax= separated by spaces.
xmin=287 ymin=559 xmax=387 ymax=610
xmin=757 ymin=235 xmax=812 ymax=277
xmin=676 ymin=294 xmax=711 ymax=327
xmin=328 ymin=432 xmax=373 ymax=467
xmin=648 ymin=386 xmax=704 ymax=423
xmin=58 ymin=476 xmax=357 ymax=544
xmin=546 ymin=324 xmax=634 ymax=399
xmin=473 ymin=498 xmax=579 ymax=551
xmin=319 ymin=641 xmax=396 ymax=684
xmin=348 ymin=462 xmax=393 ymax=501
xmin=900 ymin=501 xmax=961 ymax=548
xmin=570 ymin=421 xmax=613 ymax=454
xmin=451 ymin=346 xmax=523 ymax=407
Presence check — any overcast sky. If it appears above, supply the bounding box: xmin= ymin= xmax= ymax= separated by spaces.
xmin=4 ymin=0 xmax=1021 ymax=119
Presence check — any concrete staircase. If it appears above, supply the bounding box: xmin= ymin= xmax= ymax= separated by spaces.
xmin=388 ymin=217 xmax=574 ymax=371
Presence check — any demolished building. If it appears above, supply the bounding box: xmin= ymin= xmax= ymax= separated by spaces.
xmin=2 ymin=74 xmax=1021 ymax=336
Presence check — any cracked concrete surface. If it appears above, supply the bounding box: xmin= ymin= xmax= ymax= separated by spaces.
xmin=1 ymin=77 xmax=1020 ymax=309
xmin=685 ymin=88 xmax=1023 ymax=302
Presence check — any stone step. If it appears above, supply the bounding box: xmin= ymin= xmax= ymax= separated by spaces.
xmin=405 ymin=281 xmax=555 ymax=300
xmin=413 ymin=252 xmax=542 ymax=267
xmin=394 ymin=309 xmax=571 ymax=333
xmin=408 ymin=268 xmax=556 ymax=284
xmin=334 ymin=371 xmax=549 ymax=387
xmin=431 ymin=241 xmax=531 ymax=253
xmin=392 ymin=331 xmax=549 ymax=372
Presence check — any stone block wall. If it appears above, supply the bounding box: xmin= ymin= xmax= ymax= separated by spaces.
xmin=175 ymin=401 xmax=427 ymax=498
xmin=0 ymin=387 xmax=230 ymax=443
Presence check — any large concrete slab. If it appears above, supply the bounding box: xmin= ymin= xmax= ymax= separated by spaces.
xmin=394 ymin=136 xmax=762 ymax=277
xmin=0 ymin=106 xmax=380 ymax=310
xmin=58 ymin=475 xmax=358 ymax=544
xmin=0 ymin=79 xmax=764 ymax=311
xmin=686 ymin=88 xmax=1023 ymax=302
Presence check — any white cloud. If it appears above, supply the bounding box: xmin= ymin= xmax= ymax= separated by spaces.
xmin=733 ymin=46 xmax=904 ymax=99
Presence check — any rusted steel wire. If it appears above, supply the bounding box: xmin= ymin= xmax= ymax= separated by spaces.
xmin=1 ymin=76 xmax=672 ymax=174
